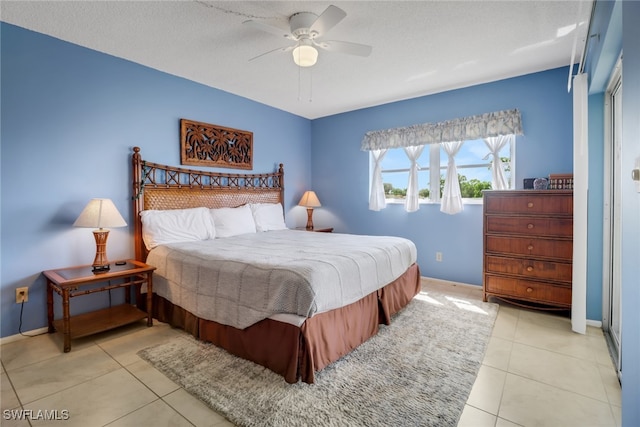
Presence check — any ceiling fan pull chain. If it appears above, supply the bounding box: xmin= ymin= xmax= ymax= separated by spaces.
xmin=309 ymin=68 xmax=313 ymax=103
xmin=297 ymin=60 xmax=302 ymax=102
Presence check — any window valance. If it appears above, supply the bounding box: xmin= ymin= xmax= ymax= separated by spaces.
xmin=360 ymin=108 xmax=523 ymax=151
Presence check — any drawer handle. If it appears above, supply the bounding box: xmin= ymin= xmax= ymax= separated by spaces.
xmin=527 ymin=202 xmax=534 ymax=208
xmin=527 ymin=223 xmax=534 ymax=229
xmin=526 ymin=287 xmax=533 ymax=293
xmin=526 ymin=266 xmax=534 ymax=272
xmin=527 ymin=245 xmax=534 ymax=251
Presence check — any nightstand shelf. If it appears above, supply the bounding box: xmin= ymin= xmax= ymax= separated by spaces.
xmin=52 ymin=304 xmax=148 ymax=340
xmin=44 ymin=259 xmax=155 ymax=352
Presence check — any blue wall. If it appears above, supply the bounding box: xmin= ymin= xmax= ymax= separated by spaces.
xmin=0 ymin=23 xmax=312 ymax=337
xmin=1 ymin=23 xmax=596 ymax=334
xmin=310 ymin=68 xmax=575 ymax=286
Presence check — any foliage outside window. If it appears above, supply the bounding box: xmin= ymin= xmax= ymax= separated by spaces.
xmin=362 ymin=109 xmax=522 ymax=213
xmin=378 ymin=139 xmax=514 ymax=203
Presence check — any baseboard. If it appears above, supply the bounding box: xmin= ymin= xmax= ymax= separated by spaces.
xmin=421 ymin=276 xmax=604 ymax=329
xmin=586 ymin=319 xmax=603 ymax=328
xmin=420 ymin=276 xmax=480 ymax=289
xmin=0 ymin=288 xmax=602 ymax=342
xmin=0 ymin=327 xmax=49 ymax=346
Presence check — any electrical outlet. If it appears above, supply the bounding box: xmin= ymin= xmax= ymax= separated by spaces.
xmin=16 ymin=287 xmax=28 ymax=303
xmin=436 ymin=252 xmax=443 ymax=262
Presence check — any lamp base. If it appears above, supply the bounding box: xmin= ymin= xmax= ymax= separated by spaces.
xmin=92 ymin=264 xmax=111 ymax=273
xmin=92 ymin=229 xmax=111 ymax=274
xmin=305 ymin=208 xmax=314 ymax=230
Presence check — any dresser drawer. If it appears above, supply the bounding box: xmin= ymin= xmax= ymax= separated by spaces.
xmin=484 ymin=192 xmax=573 ymax=215
xmin=485 ymin=255 xmax=572 ymax=283
xmin=485 ymin=235 xmax=573 ymax=260
xmin=484 ymin=275 xmax=572 ymax=307
xmin=486 ymin=216 xmax=573 ymax=237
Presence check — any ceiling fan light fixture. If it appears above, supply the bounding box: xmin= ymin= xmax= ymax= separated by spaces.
xmin=292 ymin=44 xmax=318 ymax=67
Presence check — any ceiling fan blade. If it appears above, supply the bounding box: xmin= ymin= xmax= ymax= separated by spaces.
xmin=316 ymin=40 xmax=372 ymax=57
xmin=310 ymin=5 xmax=346 ymax=36
xmin=243 ymin=20 xmax=296 ymax=40
xmin=248 ymin=45 xmax=295 ymax=62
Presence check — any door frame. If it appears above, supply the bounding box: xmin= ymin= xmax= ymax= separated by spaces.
xmin=602 ymin=55 xmax=623 ymax=378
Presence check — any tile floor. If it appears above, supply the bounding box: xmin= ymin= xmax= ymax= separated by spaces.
xmin=430 ymin=280 xmax=622 ymax=427
xmin=1 ymin=280 xmax=621 ymax=427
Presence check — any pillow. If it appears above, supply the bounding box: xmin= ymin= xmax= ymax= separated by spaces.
xmin=210 ymin=205 xmax=256 ymax=238
xmin=140 ymin=207 xmax=215 ymax=250
xmin=250 ymin=203 xmax=287 ymax=232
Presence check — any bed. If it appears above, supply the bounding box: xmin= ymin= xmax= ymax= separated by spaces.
xmin=132 ymin=147 xmax=421 ymax=384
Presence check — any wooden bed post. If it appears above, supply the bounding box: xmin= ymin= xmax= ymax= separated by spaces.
xmin=132 ymin=147 xmax=144 ymax=262
xmin=278 ymin=163 xmax=285 ymax=208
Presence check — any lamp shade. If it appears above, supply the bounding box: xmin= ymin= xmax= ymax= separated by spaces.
xmin=292 ymin=44 xmax=318 ymax=67
xmin=298 ymin=191 xmax=321 ymax=208
xmin=73 ymin=198 xmax=127 ymax=229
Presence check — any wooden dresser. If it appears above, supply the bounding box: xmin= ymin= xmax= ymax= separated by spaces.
xmin=482 ymin=190 xmax=573 ymax=309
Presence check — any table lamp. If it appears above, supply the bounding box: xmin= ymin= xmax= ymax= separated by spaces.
xmin=73 ymin=198 xmax=127 ymax=273
xmin=298 ymin=190 xmax=321 ymax=230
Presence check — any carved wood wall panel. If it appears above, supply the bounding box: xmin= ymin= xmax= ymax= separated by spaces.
xmin=180 ymin=119 xmax=253 ymax=170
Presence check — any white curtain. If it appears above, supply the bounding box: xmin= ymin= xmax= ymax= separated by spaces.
xmin=369 ymin=149 xmax=388 ymax=211
xmin=483 ymin=135 xmax=512 ymax=190
xmin=440 ymin=141 xmax=464 ymax=214
xmin=572 ymin=73 xmax=588 ymax=334
xmin=403 ymin=145 xmax=425 ymax=212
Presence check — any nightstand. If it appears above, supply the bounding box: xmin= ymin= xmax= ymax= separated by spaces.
xmin=44 ymin=259 xmax=155 ymax=352
xmin=295 ymin=227 xmax=334 ymax=233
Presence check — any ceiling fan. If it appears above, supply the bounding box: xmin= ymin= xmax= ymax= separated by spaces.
xmin=243 ymin=5 xmax=372 ymax=67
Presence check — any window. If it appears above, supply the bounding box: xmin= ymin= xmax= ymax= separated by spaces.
xmin=378 ymin=138 xmax=514 ymax=204
xmin=362 ymin=109 xmax=522 ymax=213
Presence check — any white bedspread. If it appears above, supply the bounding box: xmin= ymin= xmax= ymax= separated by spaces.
xmin=146 ymin=230 xmax=417 ymax=329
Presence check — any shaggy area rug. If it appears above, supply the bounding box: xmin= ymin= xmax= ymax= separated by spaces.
xmin=138 ymin=290 xmax=498 ymax=427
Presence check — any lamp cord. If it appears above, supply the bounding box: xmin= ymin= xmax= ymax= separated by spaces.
xmin=18 ymin=300 xmax=46 ymax=337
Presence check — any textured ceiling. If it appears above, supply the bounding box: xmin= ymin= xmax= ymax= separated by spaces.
xmin=1 ymin=1 xmax=592 ymax=119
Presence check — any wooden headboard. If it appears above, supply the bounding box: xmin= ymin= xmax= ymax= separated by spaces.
xmin=132 ymin=146 xmax=284 ymax=261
